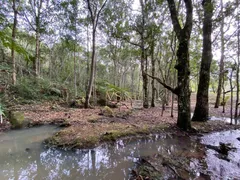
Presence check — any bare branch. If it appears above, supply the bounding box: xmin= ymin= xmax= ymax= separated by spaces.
xmin=146 ymin=73 xmax=178 ymax=95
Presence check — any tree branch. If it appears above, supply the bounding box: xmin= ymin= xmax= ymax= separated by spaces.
xmin=95 ymin=0 xmax=108 ymax=30
xmin=86 ymin=0 xmax=94 ymax=23
xmin=183 ymin=0 xmax=193 ymax=31
xmin=146 ymin=73 xmax=178 ymax=95
xmin=167 ymin=0 xmax=182 ymax=39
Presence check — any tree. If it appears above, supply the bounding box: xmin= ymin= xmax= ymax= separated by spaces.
xmin=167 ymin=0 xmax=193 ymax=130
xmin=235 ymin=0 xmax=240 ymax=118
xmin=22 ymin=0 xmax=52 ymax=77
xmin=85 ymin=0 xmax=108 ymax=108
xmin=214 ymin=0 xmax=225 ymax=108
xmin=192 ymin=0 xmax=213 ymax=122
xmin=11 ymin=0 xmax=18 ymax=85
xmin=149 ymin=0 xmax=193 ymax=130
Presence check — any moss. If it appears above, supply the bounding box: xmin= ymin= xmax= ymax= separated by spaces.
xmin=151 ymin=124 xmax=169 ymax=132
xmin=100 ymin=129 xmax=137 ymax=142
xmin=75 ymin=136 xmax=99 ymax=149
xmin=135 ymin=126 xmax=150 ymax=135
xmin=45 ymin=124 xmax=173 ymax=150
xmin=87 ymin=115 xmax=100 ymax=123
xmin=102 ymin=106 xmax=115 ymax=117
xmin=9 ymin=111 xmax=25 ymax=129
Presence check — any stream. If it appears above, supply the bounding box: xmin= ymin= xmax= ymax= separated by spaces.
xmin=0 ymin=125 xmax=240 ymax=179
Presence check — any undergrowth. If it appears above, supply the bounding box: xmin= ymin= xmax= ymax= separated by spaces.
xmin=9 ymin=77 xmax=65 ymax=103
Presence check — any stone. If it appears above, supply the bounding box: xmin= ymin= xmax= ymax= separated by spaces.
xmin=9 ymin=111 xmax=25 ymax=129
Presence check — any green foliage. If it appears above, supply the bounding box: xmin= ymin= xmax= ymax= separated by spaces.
xmin=0 ymin=103 xmax=5 ymax=117
xmin=9 ymin=77 xmax=64 ymax=103
xmin=0 ymin=28 xmax=29 ymax=60
xmin=97 ymin=81 xmax=131 ymax=101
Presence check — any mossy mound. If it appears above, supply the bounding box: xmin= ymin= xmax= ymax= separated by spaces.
xmin=9 ymin=111 xmax=25 ymax=129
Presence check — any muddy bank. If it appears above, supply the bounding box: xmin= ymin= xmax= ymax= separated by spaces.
xmin=131 ymin=129 xmax=240 ymax=180
xmin=1 ymin=101 xmax=240 ymax=149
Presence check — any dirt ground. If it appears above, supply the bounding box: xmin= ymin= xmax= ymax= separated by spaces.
xmin=0 ymin=93 xmax=239 ymax=148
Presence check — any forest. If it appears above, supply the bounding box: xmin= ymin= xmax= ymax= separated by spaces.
xmin=0 ymin=0 xmax=240 ymax=179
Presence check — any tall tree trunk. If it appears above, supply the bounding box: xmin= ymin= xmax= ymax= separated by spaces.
xmin=140 ymin=0 xmax=149 ymax=108
xmin=229 ymin=69 xmax=233 ymax=124
xmin=74 ymin=43 xmax=77 ymax=97
xmin=11 ymin=0 xmax=17 ymax=85
xmin=235 ymin=0 xmax=240 ymax=118
xmin=85 ymin=29 xmax=96 ymax=108
xmin=34 ymin=30 xmax=40 ymax=77
xmin=214 ymin=0 xmax=225 ymax=108
xmin=86 ymin=24 xmax=90 ymax=92
xmin=176 ymin=37 xmax=192 ymax=130
xmin=85 ymin=0 xmax=108 ymax=108
xmin=192 ymin=0 xmax=213 ymax=122
xmin=151 ymin=42 xmax=155 ymax=107
xmin=167 ymin=0 xmax=193 ymax=130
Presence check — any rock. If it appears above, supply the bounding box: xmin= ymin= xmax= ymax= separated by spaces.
xmin=9 ymin=111 xmax=25 ymax=129
xmin=237 ymin=137 xmax=240 ymax=141
xmin=102 ymin=106 xmax=115 ymax=117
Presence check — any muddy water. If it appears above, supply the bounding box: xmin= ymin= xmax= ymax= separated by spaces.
xmin=0 ymin=126 xmax=240 ymax=180
xmin=201 ymin=129 xmax=240 ymax=179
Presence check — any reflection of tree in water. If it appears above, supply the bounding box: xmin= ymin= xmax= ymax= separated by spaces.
xmin=1 ymin=129 xmax=240 ymax=179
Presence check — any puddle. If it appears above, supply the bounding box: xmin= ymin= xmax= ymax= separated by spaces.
xmin=201 ymin=130 xmax=240 ymax=179
xmin=209 ymin=116 xmax=240 ymax=125
xmin=0 ymin=125 xmax=240 ymax=179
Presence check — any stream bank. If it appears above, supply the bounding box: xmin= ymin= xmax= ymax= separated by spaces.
xmin=0 ymin=125 xmax=240 ymax=179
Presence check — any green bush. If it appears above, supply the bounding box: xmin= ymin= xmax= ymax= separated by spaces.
xmin=9 ymin=77 xmax=64 ymax=102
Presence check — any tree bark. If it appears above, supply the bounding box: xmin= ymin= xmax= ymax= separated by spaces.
xmin=235 ymin=0 xmax=240 ymax=118
xmin=167 ymin=0 xmax=193 ymax=130
xmin=11 ymin=0 xmax=17 ymax=85
xmin=85 ymin=29 xmax=96 ymax=108
xmin=192 ymin=0 xmax=213 ymax=122
xmin=229 ymin=69 xmax=233 ymax=124
xmin=33 ymin=0 xmax=43 ymax=77
xmin=140 ymin=0 xmax=149 ymax=108
xmin=85 ymin=0 xmax=108 ymax=108
xmin=74 ymin=43 xmax=77 ymax=97
xmin=151 ymin=39 xmax=155 ymax=107
xmin=214 ymin=0 xmax=225 ymax=108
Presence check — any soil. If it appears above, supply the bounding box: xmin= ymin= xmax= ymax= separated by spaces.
xmin=1 ymin=93 xmax=239 ymax=148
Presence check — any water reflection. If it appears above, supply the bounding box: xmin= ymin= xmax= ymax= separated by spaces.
xmin=201 ymin=130 xmax=240 ymax=179
xmin=0 ymin=127 xmax=200 ymax=180
xmin=209 ymin=116 xmax=240 ymax=125
xmin=0 ymin=126 xmax=240 ymax=179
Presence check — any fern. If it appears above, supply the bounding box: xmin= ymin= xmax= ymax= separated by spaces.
xmin=0 ymin=28 xmax=29 ymax=60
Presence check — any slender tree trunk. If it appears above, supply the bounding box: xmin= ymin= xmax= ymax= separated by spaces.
xmin=85 ymin=0 xmax=107 ymax=108
xmin=85 ymin=29 xmax=96 ymax=108
xmin=86 ymin=24 xmax=90 ymax=92
xmin=230 ymin=69 xmax=233 ymax=124
xmin=74 ymin=43 xmax=77 ymax=97
xmin=214 ymin=0 xmax=225 ymax=108
xmin=151 ymin=40 xmax=155 ymax=107
xmin=140 ymin=0 xmax=149 ymax=108
xmin=11 ymin=0 xmax=17 ymax=85
xmin=235 ymin=0 xmax=240 ymax=118
xmin=34 ymin=30 xmax=40 ymax=77
xmin=171 ymin=71 xmax=176 ymax=117
xmin=222 ymin=80 xmax=225 ymax=113
xmin=192 ymin=0 xmax=213 ymax=122
xmin=131 ymin=65 xmax=135 ymax=99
